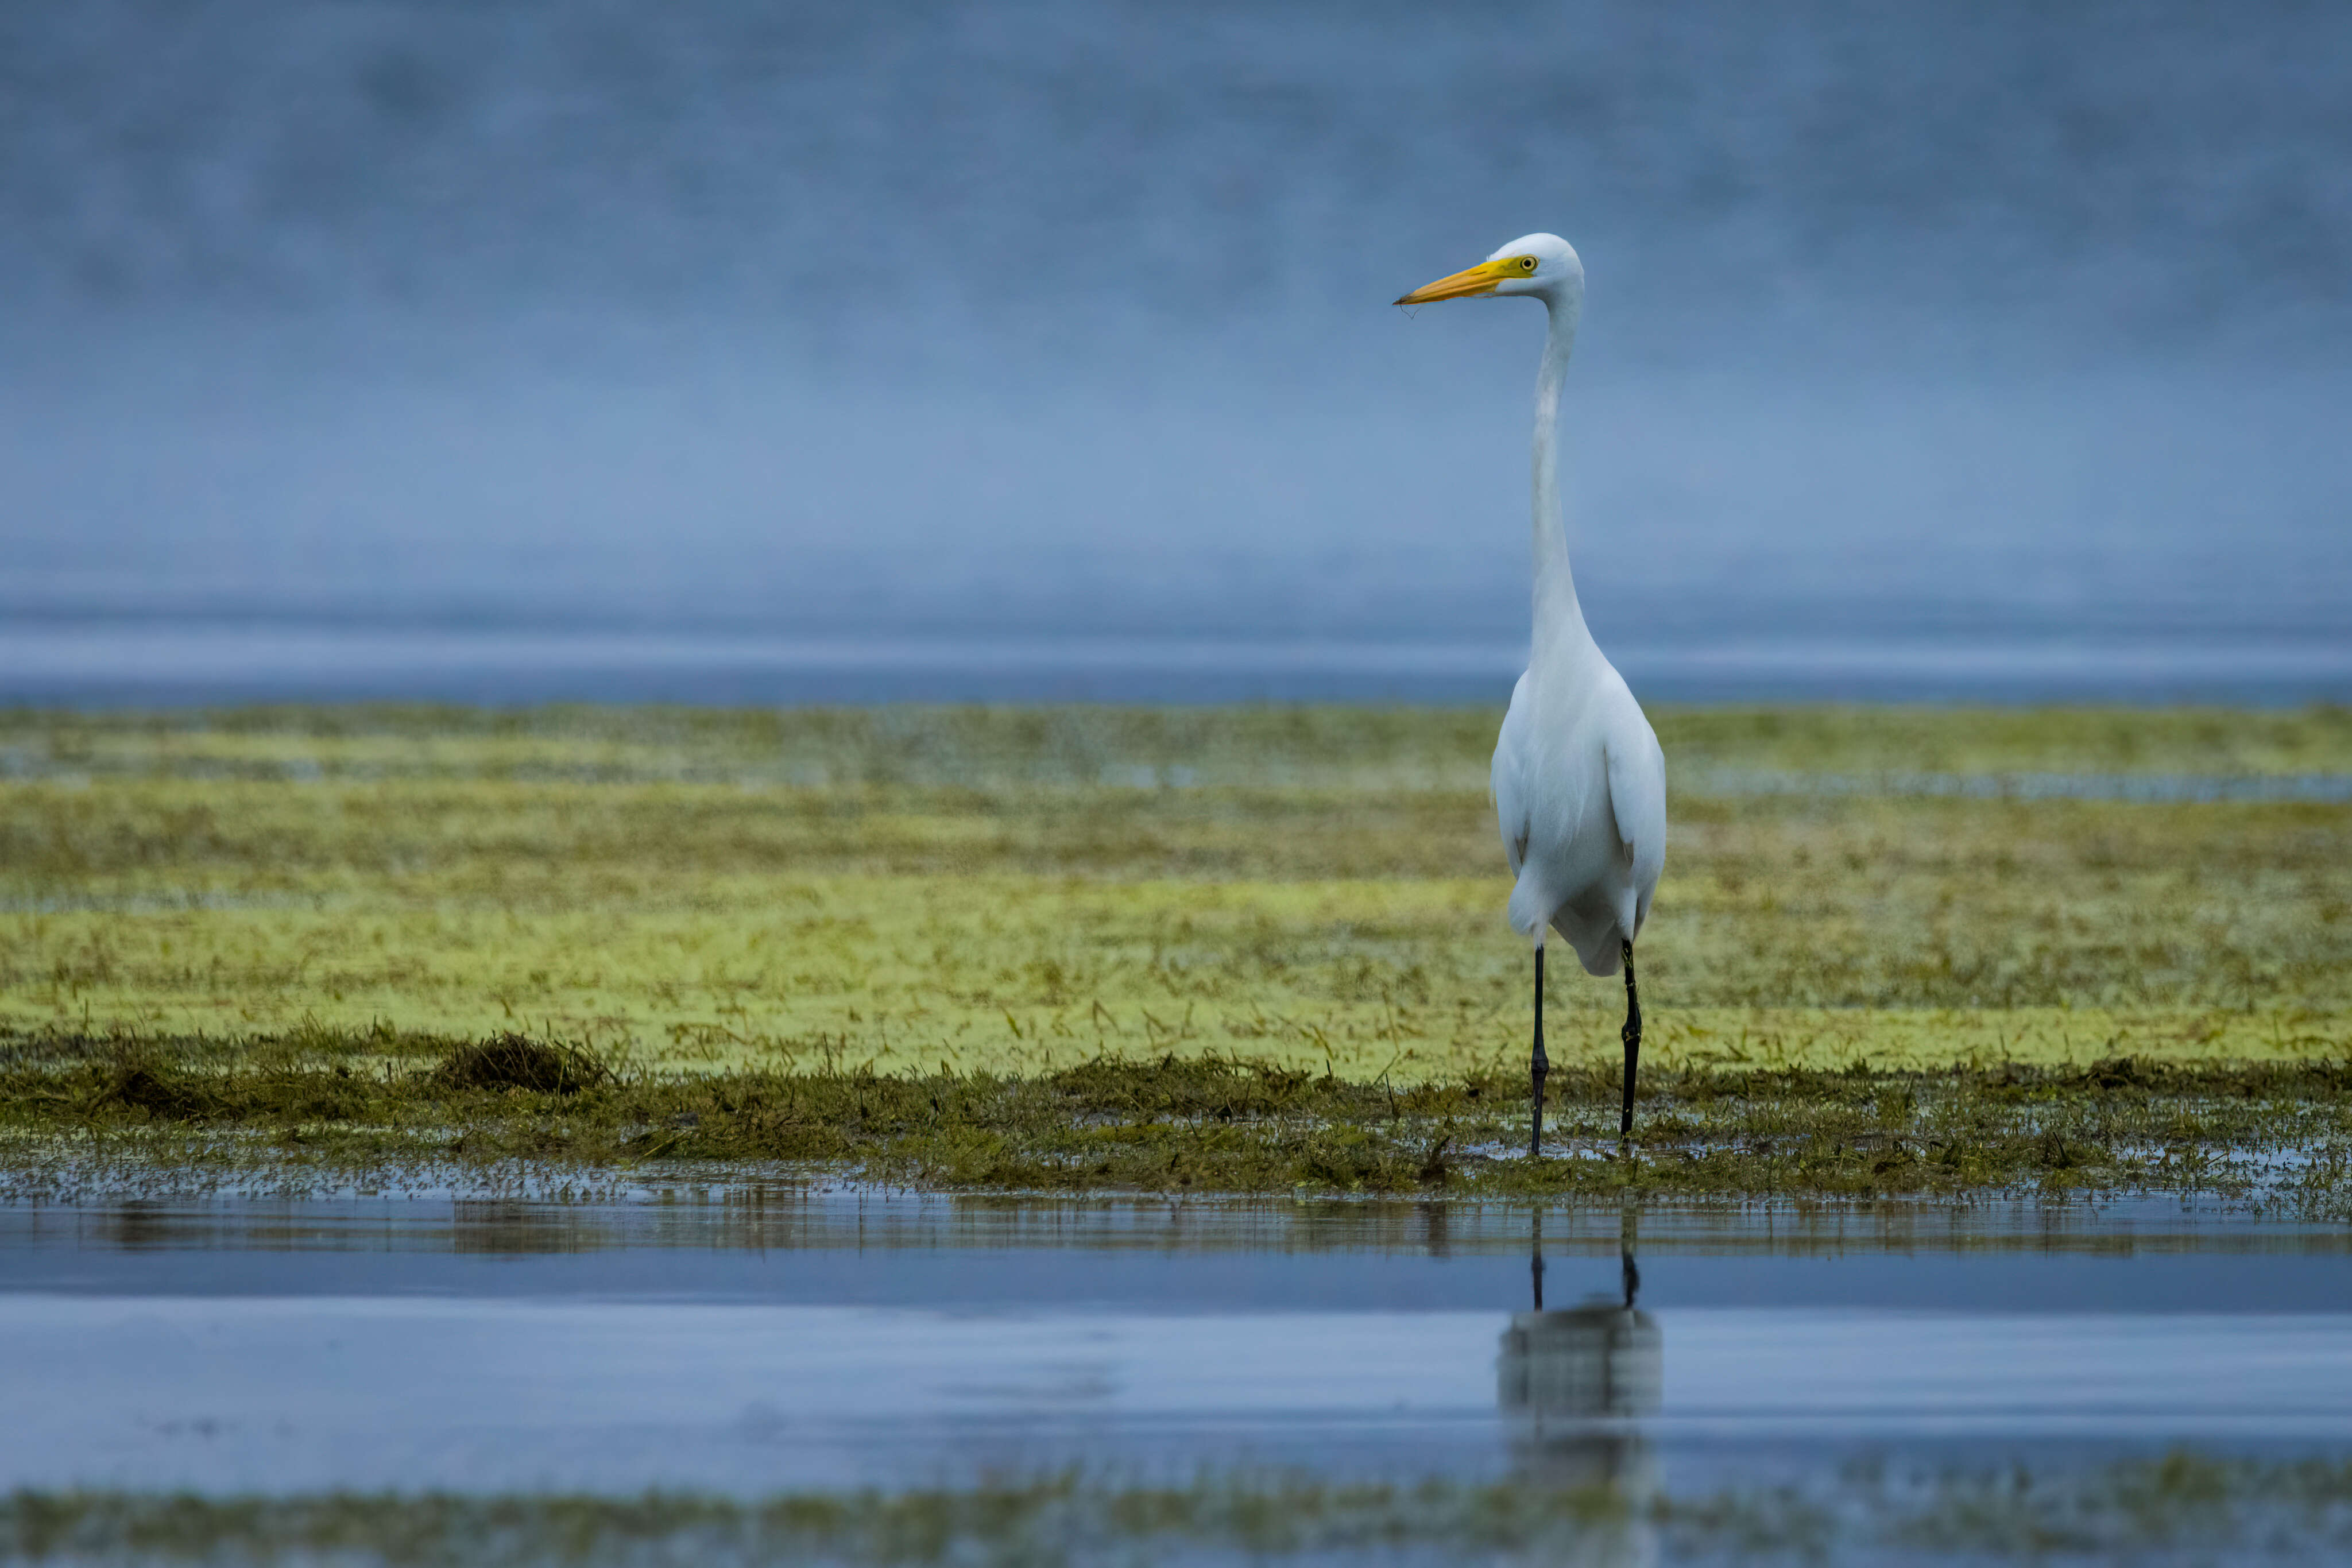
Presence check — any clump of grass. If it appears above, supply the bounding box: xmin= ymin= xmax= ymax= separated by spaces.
xmin=87 ymin=1062 xmax=220 ymax=1121
xmin=433 ymin=1033 xmax=608 ymax=1095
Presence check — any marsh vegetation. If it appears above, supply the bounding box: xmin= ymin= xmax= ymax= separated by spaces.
xmin=10 ymin=1450 xmax=2352 ymax=1566
xmin=3 ymin=705 xmax=2346 ymax=1201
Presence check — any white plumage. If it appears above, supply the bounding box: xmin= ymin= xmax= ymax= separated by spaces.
xmin=1494 ymin=656 xmax=1664 ymax=977
xmin=1397 ymin=231 xmax=1665 ymax=1149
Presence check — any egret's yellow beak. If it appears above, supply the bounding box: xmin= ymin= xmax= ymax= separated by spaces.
xmin=1393 ymin=258 xmax=1514 ymax=305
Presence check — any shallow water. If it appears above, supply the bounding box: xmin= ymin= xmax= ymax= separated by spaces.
xmin=9 ymin=5 xmax=2352 ymax=717
xmin=11 ymin=624 xmax=2352 ymax=707
xmin=5 ymin=1195 xmax=2351 ymax=1513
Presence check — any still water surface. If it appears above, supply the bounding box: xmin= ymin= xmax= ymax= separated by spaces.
xmin=5 ymin=1195 xmax=2349 ymax=1503
xmin=8 ymin=4 xmax=2351 ymax=708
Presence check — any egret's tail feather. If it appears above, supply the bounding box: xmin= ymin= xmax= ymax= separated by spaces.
xmin=1512 ymin=874 xmax=1626 ymax=974
xmin=1506 ymin=873 xmax=1550 ymax=943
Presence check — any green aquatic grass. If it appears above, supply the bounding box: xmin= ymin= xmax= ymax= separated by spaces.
xmin=1 ymin=704 xmax=2347 ymax=1198
xmin=6 ymin=1036 xmax=2348 ymax=1206
xmin=3 ymin=705 xmax=2347 ymax=1077
xmin=9 ymin=701 xmax=2350 ymax=782
xmin=9 ymin=1450 xmax=2352 ymax=1565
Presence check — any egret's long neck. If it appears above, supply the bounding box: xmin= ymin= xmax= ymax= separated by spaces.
xmin=1530 ymin=296 xmax=1591 ymax=659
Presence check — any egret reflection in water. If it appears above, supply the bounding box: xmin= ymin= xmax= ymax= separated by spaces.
xmin=1498 ymin=1206 xmax=1660 ymax=1563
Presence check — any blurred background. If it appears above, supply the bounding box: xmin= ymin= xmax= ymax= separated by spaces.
xmin=3 ymin=0 xmax=2347 ymax=705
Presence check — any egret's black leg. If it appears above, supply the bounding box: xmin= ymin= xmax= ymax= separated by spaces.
xmin=1529 ymin=945 xmax=1549 ymax=1159
xmin=1618 ymin=940 xmax=1642 ymax=1142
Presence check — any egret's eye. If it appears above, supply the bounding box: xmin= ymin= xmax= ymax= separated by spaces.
xmin=1517 ymin=257 xmax=1538 ymax=272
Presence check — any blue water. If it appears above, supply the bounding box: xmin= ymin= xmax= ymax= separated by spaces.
xmin=4 ymin=1195 xmax=2349 ymax=1501
xmin=3 ymin=2 xmax=2347 ymax=704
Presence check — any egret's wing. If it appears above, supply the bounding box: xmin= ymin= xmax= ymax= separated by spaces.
xmin=1604 ymin=708 xmax=1668 ymax=922
xmin=1491 ymin=672 xmax=1534 ymax=874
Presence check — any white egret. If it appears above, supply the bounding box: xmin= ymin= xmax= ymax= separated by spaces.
xmin=1396 ymin=234 xmax=1665 ymax=1156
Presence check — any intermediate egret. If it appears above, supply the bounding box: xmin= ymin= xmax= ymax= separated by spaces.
xmin=1396 ymin=234 xmax=1665 ymax=1156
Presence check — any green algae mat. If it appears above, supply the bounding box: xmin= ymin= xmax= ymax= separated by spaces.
xmin=15 ymin=1453 xmax=2352 ymax=1566
xmin=3 ymin=704 xmax=2349 ymax=1199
